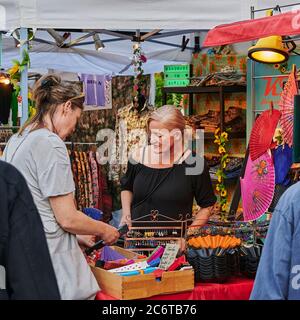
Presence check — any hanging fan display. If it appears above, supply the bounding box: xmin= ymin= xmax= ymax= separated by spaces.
xmin=249 ymin=101 xmax=281 ymax=161
xmin=241 ymin=151 xmax=275 ymax=222
xmin=279 ymin=64 xmax=298 ymax=147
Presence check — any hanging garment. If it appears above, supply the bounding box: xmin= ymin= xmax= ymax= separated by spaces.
xmin=97 ymin=161 xmax=105 ymax=212
xmin=80 ymin=74 xmax=111 ymax=107
xmin=0 ymin=84 xmax=13 ymax=125
xmin=97 ymin=160 xmax=112 ymax=223
xmin=83 ymin=151 xmax=93 ymax=207
xmin=79 ymin=151 xmax=89 ymax=207
xmin=109 ymin=104 xmax=150 ymax=183
xmin=272 ymin=144 xmax=293 ymax=186
xmin=0 ymin=160 xmax=60 ymax=300
xmin=89 ymin=151 xmax=99 ymax=208
xmin=69 ymin=150 xmax=80 ymax=207
xmin=75 ymin=151 xmax=86 ymax=210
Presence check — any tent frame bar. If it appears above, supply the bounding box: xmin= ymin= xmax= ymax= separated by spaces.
xmin=34 ymin=28 xmax=202 ymax=51
xmin=252 ymin=2 xmax=300 ymax=13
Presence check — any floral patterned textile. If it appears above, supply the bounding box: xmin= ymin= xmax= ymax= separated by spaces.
xmin=83 ymin=151 xmax=94 ymax=207
xmin=89 ymin=151 xmax=99 ymax=208
xmin=69 ymin=75 xmax=151 ymax=212
xmin=109 ymin=104 xmax=151 ymax=183
xmin=74 ymin=150 xmax=86 ymax=210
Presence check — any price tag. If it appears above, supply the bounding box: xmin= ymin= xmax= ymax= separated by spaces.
xmin=158 ymin=243 xmax=180 ymax=270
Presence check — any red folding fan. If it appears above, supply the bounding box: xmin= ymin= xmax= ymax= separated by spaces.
xmin=249 ymin=101 xmax=281 ymax=161
xmin=279 ymin=65 xmax=299 ymax=147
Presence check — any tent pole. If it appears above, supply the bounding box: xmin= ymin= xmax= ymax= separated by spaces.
xmin=0 ymin=33 xmax=2 ymax=67
xmin=149 ymin=74 xmax=156 ymax=106
xmin=20 ymin=28 xmax=29 ymax=125
xmin=247 ymin=6 xmax=256 ymax=144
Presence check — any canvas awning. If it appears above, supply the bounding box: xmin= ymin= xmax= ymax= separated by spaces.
xmin=203 ymin=10 xmax=300 ymax=47
xmin=0 ymin=0 xmax=251 ymax=30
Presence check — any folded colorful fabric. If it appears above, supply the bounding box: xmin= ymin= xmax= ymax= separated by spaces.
xmin=83 ymin=207 xmax=103 ymax=221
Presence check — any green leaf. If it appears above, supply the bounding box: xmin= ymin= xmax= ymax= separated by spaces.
xmin=21 ymin=49 xmax=30 ymax=66
xmin=15 ymin=87 xmax=20 ymax=96
xmin=12 ymin=59 xmax=20 ymax=65
xmin=221 ymin=154 xmax=228 ymax=163
xmin=216 ymin=168 xmax=223 ymax=175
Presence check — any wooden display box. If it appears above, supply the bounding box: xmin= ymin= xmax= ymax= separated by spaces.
xmin=90 ymin=246 xmax=194 ymax=300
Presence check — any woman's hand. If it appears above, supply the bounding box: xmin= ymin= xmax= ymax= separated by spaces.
xmin=190 ymin=207 xmax=213 ymax=227
xmin=77 ymin=235 xmax=96 ymax=248
xmin=119 ymin=212 xmax=132 ymax=228
xmin=50 ymin=193 xmax=119 ymax=244
xmin=99 ymin=224 xmax=120 ymax=245
xmin=121 ymin=191 xmax=133 ymax=228
xmin=176 ymin=238 xmax=186 ymax=253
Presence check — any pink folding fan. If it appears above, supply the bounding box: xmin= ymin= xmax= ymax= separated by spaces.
xmin=279 ymin=65 xmax=298 ymax=147
xmin=241 ymin=151 xmax=275 ymax=221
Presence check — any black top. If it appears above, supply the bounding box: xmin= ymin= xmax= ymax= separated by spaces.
xmin=120 ymin=152 xmax=216 ymax=222
xmin=0 ymin=160 xmax=60 ymax=300
xmin=0 ymin=84 xmax=13 ymax=125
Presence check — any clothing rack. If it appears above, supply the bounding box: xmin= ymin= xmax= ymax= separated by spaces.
xmin=65 ymin=142 xmax=98 ymax=145
xmin=1 ymin=141 xmax=99 ymax=147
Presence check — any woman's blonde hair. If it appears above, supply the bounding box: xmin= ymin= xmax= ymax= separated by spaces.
xmin=19 ymin=74 xmax=84 ymax=135
xmin=147 ymin=105 xmax=186 ymax=134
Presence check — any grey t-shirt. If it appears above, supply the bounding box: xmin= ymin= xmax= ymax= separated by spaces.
xmin=4 ymin=128 xmax=75 ymax=237
xmin=2 ymin=128 xmax=99 ymax=300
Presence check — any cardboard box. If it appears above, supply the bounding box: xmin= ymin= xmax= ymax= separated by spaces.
xmin=90 ymin=246 xmax=194 ymax=300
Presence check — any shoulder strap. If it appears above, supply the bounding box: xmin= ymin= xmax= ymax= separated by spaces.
xmin=142 ymin=146 xmax=146 ymax=164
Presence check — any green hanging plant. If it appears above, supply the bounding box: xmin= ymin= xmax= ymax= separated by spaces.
xmin=7 ymin=49 xmax=30 ymax=95
xmin=155 ymin=72 xmax=164 ymax=108
xmin=214 ymin=127 xmax=231 ymax=221
xmin=7 ymin=49 xmax=34 ymax=121
xmin=154 ymin=72 xmax=183 ymax=108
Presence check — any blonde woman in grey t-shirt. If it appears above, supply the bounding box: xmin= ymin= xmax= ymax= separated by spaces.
xmin=2 ymin=74 xmax=119 ymax=300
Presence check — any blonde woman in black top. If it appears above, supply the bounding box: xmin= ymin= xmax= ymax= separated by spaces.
xmin=120 ymin=105 xmax=216 ymax=229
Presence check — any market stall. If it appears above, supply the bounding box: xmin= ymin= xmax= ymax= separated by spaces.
xmin=1 ymin=0 xmax=300 ymax=301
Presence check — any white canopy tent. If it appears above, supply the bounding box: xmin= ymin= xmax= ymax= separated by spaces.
xmin=0 ymin=0 xmax=299 ymax=123
xmin=0 ymin=0 xmax=271 ymax=30
xmin=1 ymin=0 xmax=299 ymax=75
xmin=0 ymin=30 xmax=198 ymax=75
